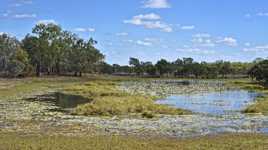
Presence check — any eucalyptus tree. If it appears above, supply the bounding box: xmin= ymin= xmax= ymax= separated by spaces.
xmin=0 ymin=33 xmax=29 ymax=77
xmin=67 ymin=37 xmax=104 ymax=76
xmin=32 ymin=23 xmax=62 ymax=75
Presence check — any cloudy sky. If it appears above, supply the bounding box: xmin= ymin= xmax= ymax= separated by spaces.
xmin=1 ymin=0 xmax=268 ymax=64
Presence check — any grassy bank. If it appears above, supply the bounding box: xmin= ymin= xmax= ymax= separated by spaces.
xmin=0 ymin=132 xmax=267 ymax=150
xmin=228 ymin=79 xmax=268 ymax=114
xmin=66 ymin=79 xmax=189 ymax=117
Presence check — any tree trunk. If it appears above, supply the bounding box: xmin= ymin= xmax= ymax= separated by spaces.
xmin=56 ymin=60 xmax=60 ymax=75
xmin=36 ymin=63 xmax=41 ymax=77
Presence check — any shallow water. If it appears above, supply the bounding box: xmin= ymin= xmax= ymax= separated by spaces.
xmin=157 ymin=90 xmax=261 ymax=115
xmin=26 ymin=92 xmax=91 ymax=110
xmin=118 ymin=80 xmax=268 ymax=136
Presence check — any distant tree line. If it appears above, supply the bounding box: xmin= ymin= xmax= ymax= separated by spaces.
xmin=99 ymin=57 xmax=261 ymax=79
xmin=0 ymin=23 xmax=104 ymax=77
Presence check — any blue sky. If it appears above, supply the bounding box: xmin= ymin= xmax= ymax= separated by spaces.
xmin=1 ymin=0 xmax=268 ymax=65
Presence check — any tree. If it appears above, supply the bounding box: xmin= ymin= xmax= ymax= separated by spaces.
xmin=32 ymin=23 xmax=62 ymax=75
xmin=156 ymin=59 xmax=171 ymax=76
xmin=141 ymin=61 xmax=157 ymax=76
xmin=129 ymin=57 xmax=142 ymax=75
xmin=67 ymin=38 xmax=104 ymax=76
xmin=22 ymin=23 xmax=104 ymax=77
xmin=248 ymin=60 xmax=268 ymax=82
xmin=216 ymin=60 xmax=232 ymax=78
xmin=22 ymin=34 xmax=42 ymax=76
xmin=0 ymin=34 xmax=30 ymax=77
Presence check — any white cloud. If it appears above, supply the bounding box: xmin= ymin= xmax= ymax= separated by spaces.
xmin=257 ymin=12 xmax=268 ymax=17
xmin=192 ymin=33 xmax=215 ymax=47
xmin=243 ymin=45 xmax=268 ymax=52
xmin=143 ymin=21 xmax=173 ymax=32
xmin=217 ymin=37 xmax=238 ymax=47
xmin=181 ymin=25 xmax=195 ymax=30
xmin=74 ymin=28 xmax=87 ymax=32
xmin=136 ymin=40 xmax=152 ymax=46
xmin=177 ymin=48 xmax=215 ymax=54
xmin=1 ymin=10 xmax=12 ymax=17
xmin=12 ymin=0 xmax=33 ymax=7
xmin=244 ymin=42 xmax=251 ymax=47
xmin=144 ymin=37 xmax=159 ymax=42
xmin=143 ymin=0 xmax=171 ymax=9
xmin=2 ymin=13 xmax=8 ymax=17
xmin=124 ymin=39 xmax=134 ymax=43
xmin=13 ymin=13 xmax=36 ymax=19
xmin=124 ymin=39 xmax=152 ymax=46
xmin=74 ymin=27 xmax=95 ymax=32
xmin=116 ymin=32 xmax=128 ymax=36
xmin=134 ymin=13 xmax=161 ymax=20
xmin=124 ymin=13 xmax=173 ymax=32
xmin=192 ymin=34 xmax=238 ymax=47
xmin=37 ymin=19 xmax=57 ymax=25
xmin=88 ymin=28 xmax=95 ymax=32
xmin=193 ymin=33 xmax=211 ymax=38
xmin=244 ymin=13 xmax=251 ymax=18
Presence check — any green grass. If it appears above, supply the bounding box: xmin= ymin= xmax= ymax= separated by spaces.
xmin=68 ymin=80 xmax=189 ymax=117
xmin=0 ymin=77 xmax=86 ymax=100
xmin=0 ymin=132 xmax=268 ymax=150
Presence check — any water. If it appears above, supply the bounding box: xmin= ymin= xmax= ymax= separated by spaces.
xmin=154 ymin=89 xmax=268 ymax=136
xmin=26 ymin=92 xmax=91 ymax=110
xmin=157 ymin=90 xmax=260 ymax=115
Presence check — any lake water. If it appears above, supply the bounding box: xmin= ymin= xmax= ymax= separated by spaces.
xmin=157 ymin=90 xmax=261 ymax=115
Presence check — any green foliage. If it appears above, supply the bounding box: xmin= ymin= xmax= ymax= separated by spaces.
xmin=20 ymin=23 xmax=105 ymax=77
xmin=0 ymin=34 xmax=30 ymax=77
xmin=108 ymin=57 xmax=253 ymax=79
xmin=155 ymin=59 xmax=172 ymax=76
xmin=248 ymin=59 xmax=268 ymax=83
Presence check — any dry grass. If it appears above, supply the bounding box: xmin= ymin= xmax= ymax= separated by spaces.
xmin=0 ymin=133 xmax=268 ymax=150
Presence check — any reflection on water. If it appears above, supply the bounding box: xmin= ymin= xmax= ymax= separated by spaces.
xmin=157 ymin=90 xmax=261 ymax=115
xmin=26 ymin=92 xmax=91 ymax=109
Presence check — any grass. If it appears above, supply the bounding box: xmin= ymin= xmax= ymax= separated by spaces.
xmin=0 ymin=132 xmax=268 ymax=150
xmin=227 ymin=79 xmax=268 ymax=114
xmin=67 ymin=79 xmax=189 ymax=117
xmin=0 ymin=76 xmax=86 ymax=100
xmin=0 ymin=76 xmax=189 ymax=117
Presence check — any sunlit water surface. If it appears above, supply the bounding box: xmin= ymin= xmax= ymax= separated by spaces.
xmin=157 ymin=90 xmax=261 ymax=115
